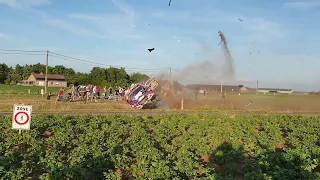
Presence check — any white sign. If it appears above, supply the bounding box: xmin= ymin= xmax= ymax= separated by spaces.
xmin=12 ymin=104 xmax=32 ymax=130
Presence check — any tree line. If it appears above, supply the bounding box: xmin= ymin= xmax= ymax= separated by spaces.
xmin=0 ymin=63 xmax=151 ymax=87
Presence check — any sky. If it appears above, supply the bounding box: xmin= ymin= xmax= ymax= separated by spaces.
xmin=0 ymin=0 xmax=320 ymax=91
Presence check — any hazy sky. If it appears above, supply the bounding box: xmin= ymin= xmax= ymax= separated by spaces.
xmin=0 ymin=0 xmax=319 ymax=91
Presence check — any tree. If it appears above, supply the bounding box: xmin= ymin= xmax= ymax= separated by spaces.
xmin=0 ymin=62 xmax=155 ymax=87
xmin=0 ymin=63 xmax=9 ymax=83
xmin=130 ymin=73 xmax=150 ymax=83
xmin=90 ymin=67 xmax=106 ymax=85
xmin=10 ymin=74 xmax=22 ymax=84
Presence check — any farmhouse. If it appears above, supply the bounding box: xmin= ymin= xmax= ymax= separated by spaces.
xmin=22 ymin=73 xmax=67 ymax=87
xmin=185 ymin=84 xmax=248 ymax=92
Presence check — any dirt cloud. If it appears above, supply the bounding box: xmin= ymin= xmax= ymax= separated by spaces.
xmin=170 ymin=31 xmax=236 ymax=84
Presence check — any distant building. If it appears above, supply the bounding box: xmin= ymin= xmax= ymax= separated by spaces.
xmin=21 ymin=73 xmax=67 ymax=87
xmin=185 ymin=84 xmax=248 ymax=92
xmin=247 ymin=88 xmax=293 ymax=94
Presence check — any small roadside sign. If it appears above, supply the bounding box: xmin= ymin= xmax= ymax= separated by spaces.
xmin=12 ymin=104 xmax=32 ymax=130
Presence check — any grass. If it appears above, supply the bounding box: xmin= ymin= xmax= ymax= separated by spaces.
xmin=0 ymin=95 xmax=133 ymax=113
xmin=0 ymin=84 xmax=60 ymax=95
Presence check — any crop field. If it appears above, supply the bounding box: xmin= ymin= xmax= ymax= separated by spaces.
xmin=0 ymin=114 xmax=319 ymax=179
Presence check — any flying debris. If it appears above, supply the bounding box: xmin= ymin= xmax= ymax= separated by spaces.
xmin=168 ymin=0 xmax=172 ymax=6
xmin=217 ymin=31 xmax=223 ymax=46
xmin=239 ymin=19 xmax=243 ymax=21
xmin=148 ymin=48 xmax=155 ymax=52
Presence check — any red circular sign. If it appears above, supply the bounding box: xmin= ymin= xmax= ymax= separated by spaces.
xmin=14 ymin=112 xmax=29 ymax=125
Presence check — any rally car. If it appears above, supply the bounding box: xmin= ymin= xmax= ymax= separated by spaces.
xmin=125 ymin=78 xmax=160 ymax=109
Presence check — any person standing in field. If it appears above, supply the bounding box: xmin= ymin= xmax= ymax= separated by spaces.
xmin=85 ymin=84 xmax=91 ymax=101
xmin=96 ymin=86 xmax=100 ymax=99
xmin=108 ymin=86 xmax=113 ymax=96
xmin=103 ymin=86 xmax=107 ymax=98
xmin=91 ymin=85 xmax=97 ymax=102
xmin=55 ymin=87 xmax=64 ymax=104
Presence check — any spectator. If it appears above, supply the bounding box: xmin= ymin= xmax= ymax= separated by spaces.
xmin=96 ymin=86 xmax=100 ymax=99
xmin=85 ymin=84 xmax=91 ymax=101
xmin=115 ymin=87 xmax=119 ymax=96
xmin=92 ymin=85 xmax=97 ymax=102
xmin=108 ymin=86 xmax=113 ymax=96
xmin=103 ymin=86 xmax=107 ymax=98
xmin=55 ymin=87 xmax=64 ymax=104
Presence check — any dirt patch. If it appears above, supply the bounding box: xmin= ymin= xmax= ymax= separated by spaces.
xmin=243 ymin=153 xmax=250 ymax=159
xmin=199 ymin=154 xmax=211 ymax=164
xmin=44 ymin=130 xmax=53 ymax=137
xmin=257 ymin=122 xmax=264 ymax=132
xmin=275 ymin=144 xmax=285 ymax=152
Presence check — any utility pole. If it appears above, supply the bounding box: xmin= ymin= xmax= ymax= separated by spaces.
xmin=220 ymin=79 xmax=223 ymax=93
xmin=45 ymin=50 xmax=49 ymax=94
xmin=256 ymin=80 xmax=259 ymax=94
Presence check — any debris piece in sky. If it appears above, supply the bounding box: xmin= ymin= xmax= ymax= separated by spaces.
xmin=148 ymin=48 xmax=155 ymax=52
xmin=258 ymin=50 xmax=260 ymax=53
xmin=217 ymin=31 xmax=222 ymax=46
xmin=168 ymin=0 xmax=172 ymax=6
xmin=239 ymin=19 xmax=243 ymax=21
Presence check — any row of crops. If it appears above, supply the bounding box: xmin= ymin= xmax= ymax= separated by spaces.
xmin=0 ymin=114 xmax=320 ymax=179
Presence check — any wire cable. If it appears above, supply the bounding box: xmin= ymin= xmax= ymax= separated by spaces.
xmin=49 ymin=51 xmax=169 ymax=71
xmin=0 ymin=48 xmax=171 ymax=71
xmin=0 ymin=52 xmax=46 ymax=55
xmin=49 ymin=54 xmax=165 ymax=73
xmin=0 ymin=48 xmax=46 ymax=53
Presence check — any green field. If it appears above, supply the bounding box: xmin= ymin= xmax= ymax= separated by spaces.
xmin=1 ymin=114 xmax=319 ymax=179
xmin=0 ymin=85 xmax=61 ymax=95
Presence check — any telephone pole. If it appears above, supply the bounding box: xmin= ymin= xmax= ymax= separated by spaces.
xmin=45 ymin=50 xmax=48 ymax=94
xmin=256 ymin=80 xmax=259 ymax=94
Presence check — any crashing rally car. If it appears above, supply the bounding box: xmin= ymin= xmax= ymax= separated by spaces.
xmin=125 ymin=78 xmax=159 ymax=109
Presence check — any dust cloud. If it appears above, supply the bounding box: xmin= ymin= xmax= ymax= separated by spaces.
xmin=170 ymin=31 xmax=236 ymax=84
xmin=154 ymin=31 xmax=237 ymax=109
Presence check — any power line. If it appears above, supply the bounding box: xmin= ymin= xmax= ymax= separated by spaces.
xmin=49 ymin=54 xmax=98 ymax=66
xmin=49 ymin=51 xmax=169 ymax=71
xmin=0 ymin=52 xmax=46 ymax=55
xmin=0 ymin=48 xmax=170 ymax=71
xmin=0 ymin=48 xmax=46 ymax=53
xmin=49 ymin=53 xmax=165 ymax=72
